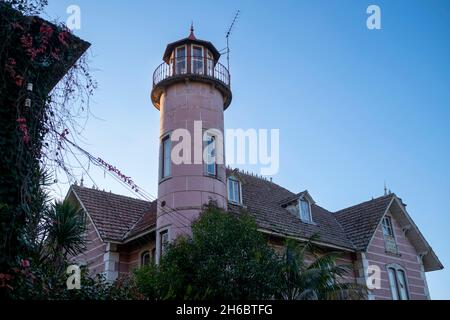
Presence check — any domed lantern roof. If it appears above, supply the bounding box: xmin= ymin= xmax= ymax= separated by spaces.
xmin=162 ymin=25 xmax=221 ymax=64
xmin=151 ymin=25 xmax=232 ymax=110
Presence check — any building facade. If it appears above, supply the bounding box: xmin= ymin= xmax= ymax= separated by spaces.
xmin=67 ymin=29 xmax=443 ymax=299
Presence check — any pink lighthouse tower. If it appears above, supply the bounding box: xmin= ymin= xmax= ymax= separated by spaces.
xmin=151 ymin=26 xmax=232 ymax=260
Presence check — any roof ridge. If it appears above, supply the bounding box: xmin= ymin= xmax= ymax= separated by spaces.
xmin=225 ymin=167 xmax=289 ymax=189
xmin=334 ymin=193 xmax=395 ymax=215
xmin=71 ymin=184 xmax=151 ymax=205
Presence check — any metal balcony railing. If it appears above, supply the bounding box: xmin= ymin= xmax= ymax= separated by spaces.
xmin=153 ymin=56 xmax=230 ymax=88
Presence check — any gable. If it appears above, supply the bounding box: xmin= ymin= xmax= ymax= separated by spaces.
xmin=334 ymin=195 xmax=393 ymax=251
xmin=67 ymin=185 xmax=156 ymax=242
xmin=335 ymin=194 xmax=442 ymax=272
xmin=375 ymin=197 xmax=443 ymax=272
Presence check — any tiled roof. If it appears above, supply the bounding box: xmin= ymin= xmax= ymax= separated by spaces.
xmin=226 ymin=169 xmax=355 ymax=250
xmin=69 ymin=173 xmax=395 ymax=252
xmin=124 ymin=201 xmax=157 ymax=240
xmin=334 ymin=194 xmax=394 ymax=251
xmin=70 ymin=185 xmax=155 ymax=242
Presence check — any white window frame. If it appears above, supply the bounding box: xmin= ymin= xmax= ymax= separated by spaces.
xmin=206 ymin=50 xmax=214 ymax=76
xmin=386 ymin=264 xmax=410 ymax=300
xmin=161 ymin=135 xmax=171 ymax=180
xmin=191 ymin=44 xmax=204 ymax=75
xmin=299 ymin=199 xmax=312 ymax=222
xmin=204 ymin=133 xmax=216 ymax=177
xmin=175 ymin=45 xmax=187 ymax=74
xmin=227 ymin=177 xmax=242 ymax=204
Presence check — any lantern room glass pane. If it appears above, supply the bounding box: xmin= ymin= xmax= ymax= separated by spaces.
xmin=192 ymin=45 xmax=204 ymax=74
xmin=176 ymin=46 xmax=186 ymax=74
xmin=207 ymin=50 xmax=214 ymax=76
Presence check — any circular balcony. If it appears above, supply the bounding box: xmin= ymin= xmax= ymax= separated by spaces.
xmin=151 ymin=56 xmax=232 ymax=110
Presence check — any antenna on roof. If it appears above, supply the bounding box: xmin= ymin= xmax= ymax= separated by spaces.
xmin=224 ymin=10 xmax=240 ymax=72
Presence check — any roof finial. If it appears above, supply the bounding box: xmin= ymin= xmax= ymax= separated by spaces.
xmin=384 ymin=181 xmax=387 ymax=196
xmin=80 ymin=175 xmax=84 ymax=187
xmin=188 ymin=21 xmax=196 ymax=40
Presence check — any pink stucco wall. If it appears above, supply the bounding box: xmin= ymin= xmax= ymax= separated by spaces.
xmin=117 ymin=240 xmax=155 ymax=275
xmin=366 ymin=210 xmax=429 ymax=300
xmin=70 ymin=215 xmax=105 ymax=276
xmin=157 ymin=82 xmax=227 ymax=240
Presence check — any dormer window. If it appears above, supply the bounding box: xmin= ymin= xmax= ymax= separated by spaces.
xmin=227 ymin=177 xmax=241 ymax=204
xmin=281 ymin=192 xmax=315 ymax=223
xmin=299 ymin=199 xmax=312 ymax=222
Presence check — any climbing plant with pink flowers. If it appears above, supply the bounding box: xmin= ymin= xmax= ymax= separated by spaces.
xmin=0 ymin=0 xmax=95 ymax=297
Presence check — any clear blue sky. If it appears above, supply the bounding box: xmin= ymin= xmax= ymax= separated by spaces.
xmin=43 ymin=0 xmax=450 ymax=299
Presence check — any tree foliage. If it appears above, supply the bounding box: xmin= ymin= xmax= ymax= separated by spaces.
xmin=135 ymin=204 xmax=281 ymax=300
xmin=133 ymin=204 xmax=367 ymax=300
xmin=0 ymin=0 xmax=94 ymax=296
xmin=276 ymin=239 xmax=367 ymax=300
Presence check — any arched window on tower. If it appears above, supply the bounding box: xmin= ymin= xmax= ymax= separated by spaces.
xmin=205 ymin=134 xmax=216 ymax=176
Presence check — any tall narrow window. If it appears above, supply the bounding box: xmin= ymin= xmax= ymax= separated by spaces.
xmin=161 ymin=136 xmax=171 ymax=179
xmin=205 ymin=135 xmax=216 ymax=176
xmin=206 ymin=50 xmax=214 ymax=76
xmin=387 ymin=265 xmax=410 ymax=300
xmin=382 ymin=216 xmax=398 ymax=254
xmin=140 ymin=251 xmax=151 ymax=267
xmin=192 ymin=45 xmax=204 ymax=74
xmin=175 ymin=46 xmax=186 ymax=74
xmin=227 ymin=177 xmax=241 ymax=204
xmin=299 ymin=199 xmax=312 ymax=222
xmin=160 ymin=230 xmax=169 ymax=257
xmin=397 ymin=270 xmax=409 ymax=300
xmin=388 ymin=267 xmax=399 ymax=300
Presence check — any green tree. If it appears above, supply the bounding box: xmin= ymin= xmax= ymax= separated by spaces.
xmin=135 ymin=203 xmax=281 ymax=300
xmin=41 ymin=200 xmax=87 ymax=273
xmin=276 ymin=239 xmax=367 ymax=300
